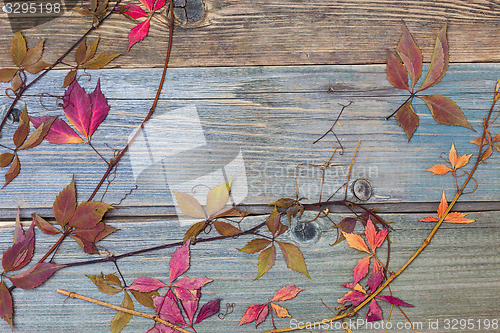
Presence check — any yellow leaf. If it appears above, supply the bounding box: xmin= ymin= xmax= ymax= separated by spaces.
xmin=173 ymin=191 xmax=206 ymax=219
xmin=206 ymin=179 xmax=231 ymax=217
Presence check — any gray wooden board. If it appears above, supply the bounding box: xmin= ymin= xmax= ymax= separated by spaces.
xmin=0 ymin=211 xmax=498 ymax=332
xmin=0 ymin=64 xmax=499 ymax=217
xmin=1 ymin=0 xmax=500 ymax=68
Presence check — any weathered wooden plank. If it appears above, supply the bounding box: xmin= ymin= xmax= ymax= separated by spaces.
xmin=0 ymin=211 xmax=498 ymax=332
xmin=1 ymin=1 xmax=500 ymax=68
xmin=0 ymin=64 xmax=499 ymax=214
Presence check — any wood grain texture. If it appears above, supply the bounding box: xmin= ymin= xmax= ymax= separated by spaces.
xmin=0 ymin=64 xmax=499 ymax=215
xmin=0 ymin=211 xmax=497 ymax=332
xmin=1 ymin=1 xmax=500 ymax=68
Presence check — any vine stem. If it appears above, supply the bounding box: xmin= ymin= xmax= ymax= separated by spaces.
xmin=35 ymin=0 xmax=174 ymax=263
xmin=264 ymin=94 xmax=498 ymax=333
xmin=88 ymin=0 xmax=175 ymax=202
xmin=56 ymin=289 xmax=191 ymax=333
xmin=0 ymin=0 xmax=122 ymax=133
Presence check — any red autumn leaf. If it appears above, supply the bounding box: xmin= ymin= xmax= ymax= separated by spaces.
xmin=174 ymin=276 xmax=212 ymax=292
xmin=419 ymin=95 xmax=473 ymax=130
xmin=52 ymin=177 xmax=77 ymax=227
xmin=88 ymin=79 xmax=110 ymax=137
xmin=337 ymin=290 xmax=368 ymax=307
xmin=71 ymin=222 xmax=106 ymax=243
xmin=364 ymin=218 xmax=388 ymax=252
xmin=368 ymin=260 xmax=384 ymax=292
xmin=397 ymin=21 xmax=422 ymax=89
xmin=63 ymin=79 xmax=110 ymax=141
xmin=7 ymin=262 xmax=64 ymax=289
xmin=67 ymin=201 xmax=112 ymax=229
xmin=94 ymin=223 xmax=118 ymax=242
xmin=418 ymin=23 xmax=449 ymax=92
xmin=128 ymin=19 xmax=151 ymax=50
xmin=139 ymin=0 xmax=165 ymax=12
xmin=239 ymin=303 xmax=268 ymax=327
xmin=0 ymin=282 xmax=13 ymax=329
xmin=277 ymin=241 xmax=310 ymax=278
xmin=30 ymin=116 xmax=84 ymax=144
xmin=119 ymin=4 xmax=148 ymax=19
xmin=376 ymin=295 xmax=414 ymax=307
xmin=271 ymin=285 xmax=303 ymax=302
xmin=396 ymin=99 xmax=419 ymax=140
xmin=13 ymin=209 xmax=25 ymax=243
xmin=255 ymin=245 xmax=276 ymax=280
xmin=2 ymin=221 xmax=35 ymax=272
xmin=126 ymin=277 xmax=167 ymax=292
xmin=341 ymin=231 xmax=371 ymax=254
xmin=238 ymin=238 xmax=272 ymax=254
xmin=152 ymin=291 xmax=186 ymax=325
xmin=367 ymin=299 xmax=383 ymax=322
xmin=70 ymin=235 xmax=99 ymax=254
xmin=170 ymin=239 xmax=191 ymax=283
xmin=386 ymin=52 xmax=409 ymax=90
xmin=194 ymin=298 xmax=221 ymax=324
xmin=179 ymin=288 xmax=200 ymax=324
xmin=352 ymin=255 xmax=371 ymax=286
xmin=426 ymin=164 xmax=452 ymax=175
xmin=4 ymin=153 xmax=20 ymax=187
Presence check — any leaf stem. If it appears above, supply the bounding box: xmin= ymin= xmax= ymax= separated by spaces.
xmin=56 ymin=289 xmax=191 ymax=333
xmin=0 ymin=0 xmax=122 ymax=134
xmin=385 ymin=94 xmax=414 ymax=121
xmin=88 ymin=0 xmax=175 ymax=202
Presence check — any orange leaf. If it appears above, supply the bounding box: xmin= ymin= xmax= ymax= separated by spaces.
xmin=270 ymin=303 xmax=291 ymax=318
xmin=341 ymin=231 xmax=371 ymax=254
xmin=4 ymin=154 xmax=20 ymax=187
xmin=419 ymin=216 xmax=438 ymax=222
xmin=395 ymin=99 xmax=419 ymax=140
xmin=448 ymin=142 xmax=472 ymax=169
xmin=23 ymin=39 xmax=44 ymax=66
xmin=480 ymin=146 xmax=493 ymax=162
xmin=437 ymin=190 xmax=448 ymax=219
xmin=426 ymin=164 xmax=452 ymax=176
xmin=444 ymin=212 xmax=475 ymax=224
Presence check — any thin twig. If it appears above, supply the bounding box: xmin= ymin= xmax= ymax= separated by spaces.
xmin=56 ymin=289 xmax=190 ymax=333
xmin=88 ymin=0 xmax=175 ymax=202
